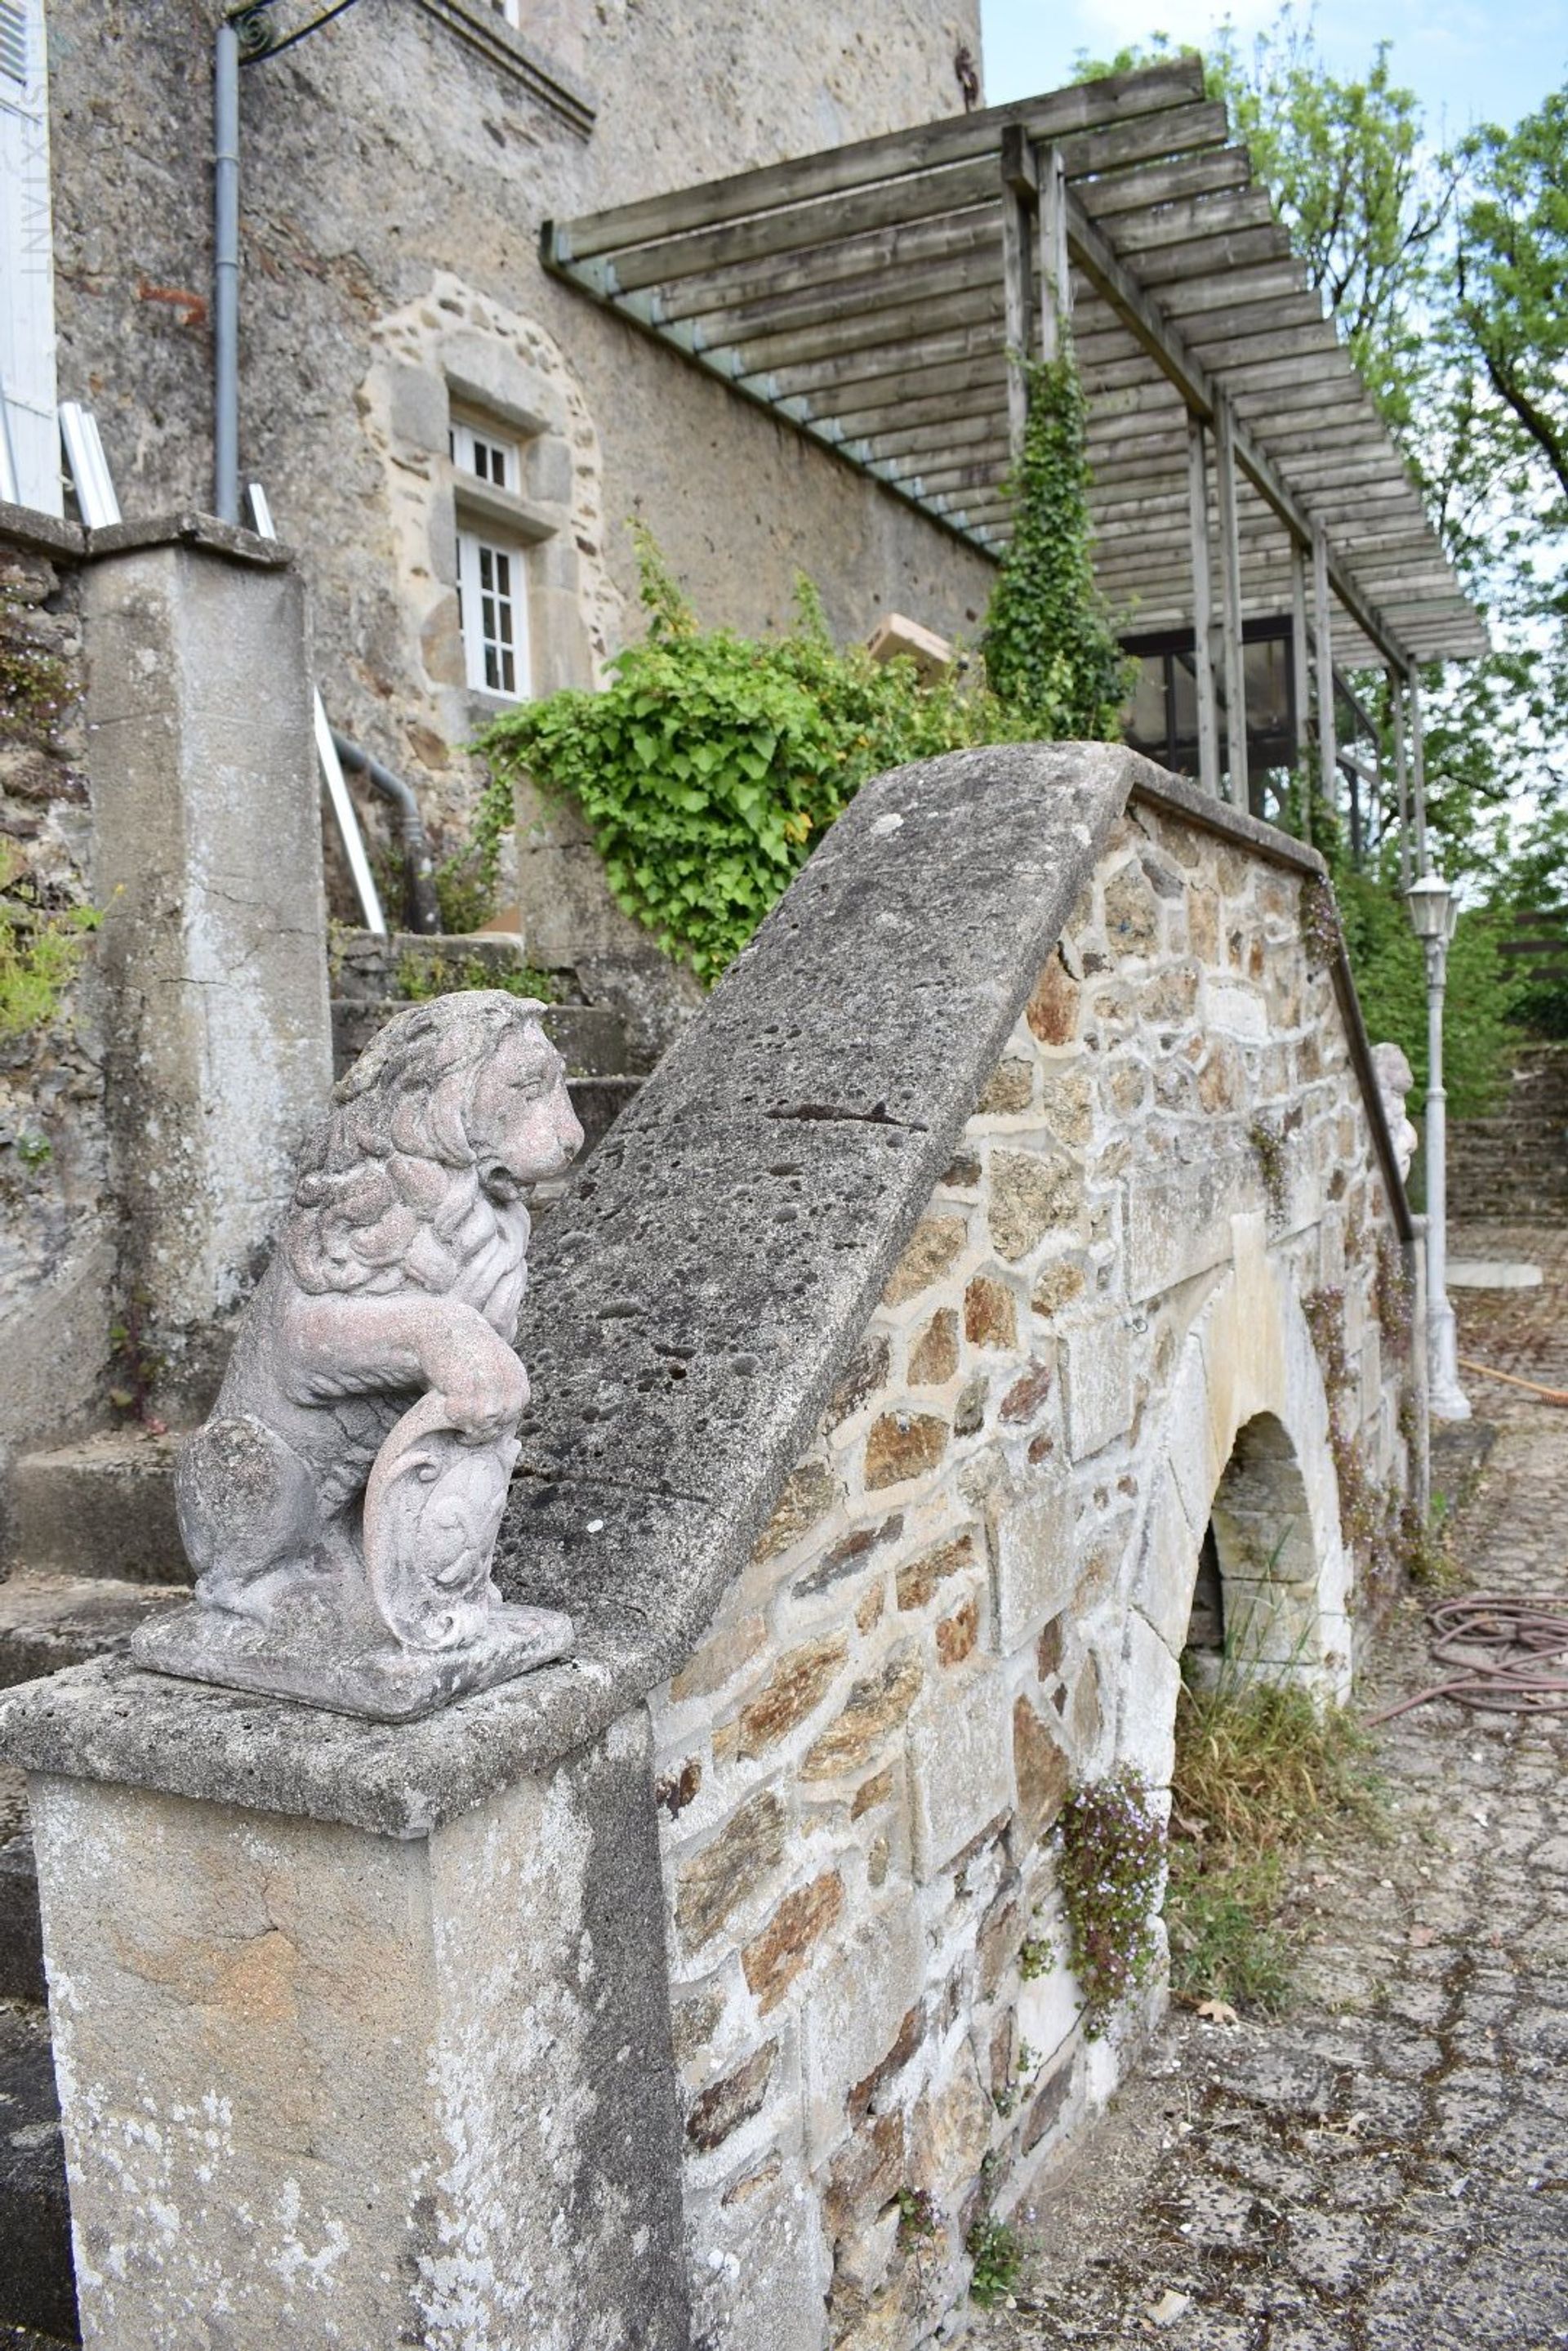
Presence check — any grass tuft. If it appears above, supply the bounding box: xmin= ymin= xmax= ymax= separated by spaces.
xmin=1165 ymin=1675 xmax=1383 ymax=2014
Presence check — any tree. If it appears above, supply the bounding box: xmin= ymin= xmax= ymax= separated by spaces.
xmin=1455 ymin=94 xmax=1568 ymax=510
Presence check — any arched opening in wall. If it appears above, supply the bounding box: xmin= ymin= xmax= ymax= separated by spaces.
xmin=1179 ymin=1413 xmax=1323 ymax=1689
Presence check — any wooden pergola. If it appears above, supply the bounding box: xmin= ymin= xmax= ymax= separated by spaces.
xmin=542 ymin=57 xmax=1483 ymax=851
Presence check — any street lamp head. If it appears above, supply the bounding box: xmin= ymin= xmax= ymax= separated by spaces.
xmin=1405 ymin=871 xmax=1452 ymax=942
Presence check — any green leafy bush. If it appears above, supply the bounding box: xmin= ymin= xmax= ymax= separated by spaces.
xmin=478 ymin=537 xmax=987 ymax=985
xmin=0 ymin=847 xmax=99 ymax=1045
xmin=965 ymin=2215 xmax=1022 ymax=2309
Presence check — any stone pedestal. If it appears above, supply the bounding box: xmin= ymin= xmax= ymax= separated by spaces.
xmin=84 ymin=520 xmax=333 ymax=1411
xmin=5 ymin=1667 xmax=688 ymax=2350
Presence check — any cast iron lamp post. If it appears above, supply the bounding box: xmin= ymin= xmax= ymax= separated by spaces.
xmin=1406 ymin=871 xmax=1470 ymax=1421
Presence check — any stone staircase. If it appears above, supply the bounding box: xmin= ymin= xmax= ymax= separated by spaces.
xmin=1449 ymin=1042 xmax=1568 ymax=1225
xmin=330 ymin=930 xmax=653 ymax=1201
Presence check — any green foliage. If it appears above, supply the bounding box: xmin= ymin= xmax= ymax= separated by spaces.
xmin=895 ymin=2186 xmax=938 ymax=2247
xmin=1165 ymin=1674 xmax=1383 ymax=2014
xmin=0 ymin=604 xmax=69 ymax=735
xmin=0 ymin=846 xmax=99 ymax=1046
xmin=1165 ymin=1849 xmax=1294 ymax=2014
xmin=965 ymin=2215 xmax=1022 ymax=2309
xmin=1334 ymin=870 xmax=1523 ymax=1118
xmin=982 ymin=355 xmax=1132 ymax=738
xmin=1454 ymin=91 xmax=1568 ymax=511
xmin=1055 ymin=1767 xmax=1166 ymax=2038
xmin=1205 ymin=18 xmax=1451 ymax=439
xmin=1018 ymin=1934 xmax=1054 ymax=1982
xmin=478 ymin=530 xmax=988 ymax=984
xmin=394 ymin=951 xmax=557 ymax=1005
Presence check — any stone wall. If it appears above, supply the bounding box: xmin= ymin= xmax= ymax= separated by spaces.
xmin=42 ymin=0 xmax=994 ymax=881
xmin=643 ymin=797 xmax=1410 ymax=2345
xmin=0 ymin=512 xmax=113 ymax=1479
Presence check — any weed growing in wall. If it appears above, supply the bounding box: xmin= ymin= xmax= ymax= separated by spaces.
xmin=965 ymin=2215 xmax=1022 ymax=2309
xmin=0 ymin=845 xmax=99 ymax=1046
xmin=1374 ymin=1231 xmax=1413 ymax=1358
xmin=0 ymin=600 xmax=68 ymax=734
xmin=394 ymin=952 xmax=557 ymax=1006
xmin=1055 ymin=1768 xmax=1166 ymax=2039
xmin=982 ymin=354 xmax=1134 ymax=738
xmin=1303 ymin=1283 xmax=1429 ymax=1611
xmin=1248 ymin=1118 xmax=1289 ymax=1223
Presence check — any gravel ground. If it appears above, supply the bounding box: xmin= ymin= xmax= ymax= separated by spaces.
xmin=966 ymin=1223 xmax=1568 ymax=2351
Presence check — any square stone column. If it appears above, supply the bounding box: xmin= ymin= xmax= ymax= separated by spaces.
xmin=5 ymin=1667 xmax=689 ymax=2350
xmin=83 ymin=520 xmax=332 ymax=1410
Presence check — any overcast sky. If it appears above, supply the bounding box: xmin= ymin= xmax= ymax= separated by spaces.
xmin=978 ymin=0 xmax=1566 ymax=138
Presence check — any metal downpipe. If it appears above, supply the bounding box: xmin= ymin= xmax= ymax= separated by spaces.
xmin=214 ymin=19 xmax=240 ymax=523
xmin=330 ymin=730 xmax=443 ymax=934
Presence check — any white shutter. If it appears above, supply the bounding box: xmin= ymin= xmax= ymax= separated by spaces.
xmin=0 ymin=0 xmax=61 ymax=515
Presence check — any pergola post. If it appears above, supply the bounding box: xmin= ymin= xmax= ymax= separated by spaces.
xmin=1409 ymin=666 xmax=1430 ymax=876
xmin=1390 ymin=668 xmax=1412 ymax=890
xmin=1290 ymin=538 xmax=1312 ymax=845
xmin=1214 ymin=392 xmax=1248 ymax=808
xmin=1036 ymin=144 xmax=1070 ymax=365
xmin=1312 ymin=518 xmax=1337 ymax=830
xmin=1186 ymin=413 xmax=1221 ymax=798
xmin=999 ymin=132 xmax=1036 ymax=469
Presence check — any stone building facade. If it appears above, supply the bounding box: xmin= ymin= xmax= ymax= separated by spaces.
xmin=35 ymin=0 xmax=991 ymax=873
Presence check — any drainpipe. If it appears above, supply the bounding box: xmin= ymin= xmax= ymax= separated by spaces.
xmin=213 ymin=16 xmax=241 ymax=523
xmin=330 ymin=730 xmax=443 ymax=934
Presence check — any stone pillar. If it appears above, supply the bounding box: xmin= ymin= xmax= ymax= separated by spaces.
xmin=83 ymin=522 xmax=332 ymax=1411
xmin=12 ymin=1682 xmax=688 ymax=2350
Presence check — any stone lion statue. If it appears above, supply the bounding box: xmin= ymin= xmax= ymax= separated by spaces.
xmin=133 ymin=991 xmax=583 ymax=1719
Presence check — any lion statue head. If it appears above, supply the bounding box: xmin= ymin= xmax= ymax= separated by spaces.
xmin=284 ymin=991 xmax=582 ymax=1299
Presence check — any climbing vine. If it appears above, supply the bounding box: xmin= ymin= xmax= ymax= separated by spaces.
xmin=982 ymin=354 xmax=1134 ymax=739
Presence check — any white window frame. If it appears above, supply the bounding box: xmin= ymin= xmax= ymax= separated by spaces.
xmin=456 ymin=526 xmax=529 ymax=701
xmin=450 ymin=417 xmax=520 ymax=493
xmin=0 ymin=0 xmax=60 ymax=515
xmin=488 ymin=0 xmax=523 ymax=26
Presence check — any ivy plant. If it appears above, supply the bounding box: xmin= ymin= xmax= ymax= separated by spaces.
xmin=982 ymin=353 xmax=1134 ymax=739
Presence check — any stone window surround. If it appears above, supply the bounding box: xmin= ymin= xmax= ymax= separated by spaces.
xmin=411 ymin=0 xmax=597 ymax=139
xmin=442 ymin=369 xmax=580 ymax=714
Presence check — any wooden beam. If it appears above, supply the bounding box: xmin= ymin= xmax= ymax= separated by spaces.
xmin=1312 ymin=519 xmax=1337 ymax=826
xmin=1187 ymin=415 xmax=1221 ymax=798
xmin=1076 ymin=145 xmax=1252 ymax=219
xmin=1409 ymin=668 xmax=1429 ymax=873
xmin=1291 ymin=538 xmax=1312 ymax=844
xmin=550 ymin=60 xmax=1208 ymax=260
xmin=655 ymin=211 xmax=1000 ymax=320
xmin=1063 ymin=190 xmax=1411 ymax=668
xmin=1214 ymin=395 xmax=1248 ymax=806
xmin=1036 ymin=143 xmax=1070 ymax=364
xmin=1389 ymin=667 xmax=1411 ymax=890
xmin=999 ymin=134 xmax=1034 ymax=466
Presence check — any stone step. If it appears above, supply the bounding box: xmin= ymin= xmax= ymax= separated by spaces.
xmin=331 ymin=997 xmax=633 ymax=1083
xmin=0 ymin=1570 xmax=188 ymax=1692
xmin=0 ymin=1999 xmax=75 ymax=2344
xmin=7 ymin=1428 xmax=190 ymax=1586
xmin=0 ymin=1838 xmax=42 ymax=2008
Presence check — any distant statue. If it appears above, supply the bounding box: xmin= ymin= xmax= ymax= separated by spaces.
xmin=1372 ymin=1040 xmax=1419 ymax=1183
xmin=132 ymin=992 xmax=583 ymax=1720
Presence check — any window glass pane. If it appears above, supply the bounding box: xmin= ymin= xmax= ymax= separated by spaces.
xmin=1245 ymin=636 xmax=1290 ymax=735
xmin=1170 ymin=652 xmax=1197 ymax=738
xmin=1125 ymin=655 xmax=1167 ymax=747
